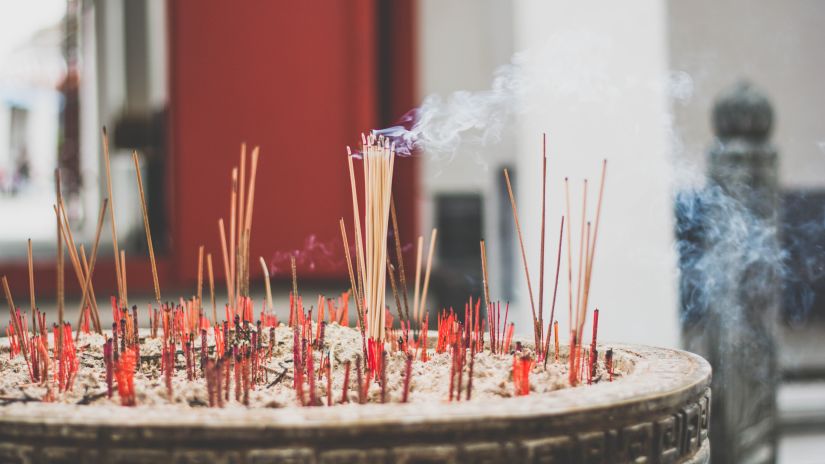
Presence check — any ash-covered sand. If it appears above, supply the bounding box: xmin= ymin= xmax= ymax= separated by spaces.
xmin=0 ymin=323 xmax=622 ymax=411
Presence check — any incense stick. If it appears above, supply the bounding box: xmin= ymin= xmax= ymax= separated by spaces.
xmin=207 ymin=253 xmax=217 ymax=323
xmin=238 ymin=146 xmax=247 ymax=296
xmin=503 ymin=169 xmax=539 ymax=348
xmin=75 ymin=199 xmax=108 ymax=336
xmin=101 ymin=127 xmax=124 ymax=306
xmin=389 ymin=197 xmax=410 ymax=322
xmin=55 ymin=170 xmax=64 ymax=366
xmin=346 ymin=149 xmax=366 ymax=302
xmin=197 ymin=245 xmax=205 ymax=311
xmin=229 ymin=168 xmax=238 ymax=309
xmin=27 ymin=239 xmax=35 ymax=328
xmin=132 ymin=151 xmax=161 ymax=303
xmin=575 ymin=180 xmax=588 ymax=332
xmin=480 ymin=240 xmax=492 ymax=314
xmin=412 ymin=235 xmax=423 ymax=323
xmin=55 ymin=201 xmax=100 ymax=322
xmin=259 ymin=256 xmax=272 ymax=312
xmin=235 ymin=146 xmax=259 ymax=299
xmin=579 ymin=160 xmax=607 ymax=337
xmin=340 ymin=218 xmax=365 ymax=332
xmin=218 ymin=218 xmax=233 ymax=307
xmin=538 ymin=134 xmax=548 ymax=347
xmin=564 ymin=178 xmax=574 ymax=330
xmin=1 ymin=276 xmax=28 ymax=363
xmin=120 ymin=249 xmax=128 ymax=308
xmin=417 ymin=229 xmax=437 ymax=326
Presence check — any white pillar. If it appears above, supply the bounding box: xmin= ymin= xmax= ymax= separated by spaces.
xmin=512 ymin=1 xmax=680 ymax=347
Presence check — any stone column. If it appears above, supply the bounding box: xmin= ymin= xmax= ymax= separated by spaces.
xmin=681 ymin=81 xmax=779 ymax=464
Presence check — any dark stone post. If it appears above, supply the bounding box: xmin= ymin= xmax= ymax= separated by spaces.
xmin=680 ymin=81 xmax=780 ymax=464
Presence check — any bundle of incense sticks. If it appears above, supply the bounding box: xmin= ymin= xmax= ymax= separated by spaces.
xmin=344 ymin=135 xmax=396 ymax=351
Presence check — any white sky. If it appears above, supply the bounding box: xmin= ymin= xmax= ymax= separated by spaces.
xmin=0 ymin=0 xmax=65 ymax=64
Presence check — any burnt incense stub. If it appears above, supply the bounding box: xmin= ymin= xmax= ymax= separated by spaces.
xmin=0 ymin=343 xmax=710 ymax=464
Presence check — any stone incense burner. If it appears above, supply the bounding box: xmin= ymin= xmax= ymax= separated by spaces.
xmin=0 ymin=343 xmax=710 ymax=464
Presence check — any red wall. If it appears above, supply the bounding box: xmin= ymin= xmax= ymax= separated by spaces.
xmin=167 ymin=0 xmax=418 ymax=285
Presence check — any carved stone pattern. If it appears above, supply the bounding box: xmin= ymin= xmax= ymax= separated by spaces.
xmin=0 ymin=389 xmax=710 ymax=464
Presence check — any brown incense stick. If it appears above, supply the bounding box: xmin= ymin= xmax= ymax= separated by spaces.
xmin=386 ymin=258 xmax=403 ymax=322
xmin=340 ymin=218 xmax=365 ymax=331
xmin=564 ymin=178 xmax=574 ymax=329
xmin=575 ymin=181 xmax=588 ymax=332
xmin=55 ymin=201 xmax=100 ymax=321
xmin=133 ymin=151 xmax=161 ymax=303
xmin=101 ymin=127 xmax=124 ymax=306
xmin=580 ymin=160 xmax=607 ymax=336
xmin=75 ymin=199 xmax=108 ymax=336
xmin=243 ymin=147 xmax=260 ymax=288
xmin=480 ymin=240 xmax=491 ymax=311
xmin=417 ymin=229 xmax=437 ymax=325
xmin=389 ymin=197 xmax=410 ymax=322
xmin=78 ymin=246 xmax=102 ymax=334
xmin=229 ymin=168 xmax=238 ymax=307
xmin=290 ymin=255 xmax=299 ymax=324
xmin=218 ymin=219 xmax=232 ymax=304
xmin=55 ymin=170 xmax=64 ymax=363
xmin=347 ymin=148 xmax=366 ymax=300
xmin=412 ymin=236 xmax=423 ymax=322
xmin=538 ymin=134 xmax=548 ymax=347
xmin=259 ymin=257 xmax=272 ymax=313
xmin=197 ymin=245 xmax=205 ymax=311
xmin=2 ymin=276 xmax=28 ymax=363
xmin=237 ymin=145 xmax=247 ymax=294
xmin=207 ymin=253 xmax=217 ymax=323
xmin=543 ymin=216 xmax=565 ymax=365
xmin=26 ymin=239 xmax=35 ymax=327
xmin=120 ymin=249 xmax=128 ymax=307
xmin=503 ymin=168 xmax=539 ymax=348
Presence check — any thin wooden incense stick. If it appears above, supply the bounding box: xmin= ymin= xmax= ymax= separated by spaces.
xmin=27 ymin=239 xmax=35 ymax=327
xmin=75 ymin=199 xmax=108 ymax=336
xmin=55 ymin=170 xmax=64 ymax=366
xmin=389 ymin=197 xmax=410 ymax=322
xmin=101 ymin=127 xmax=124 ymax=306
xmin=347 ymin=148 xmax=366 ymax=301
xmin=538 ymin=134 xmax=548 ymax=347
xmin=2 ymin=276 xmax=28 ymax=363
xmin=55 ymin=201 xmax=100 ymax=322
xmin=229 ymin=168 xmax=238 ymax=308
xmin=207 ymin=253 xmax=217 ymax=323
xmin=564 ymin=178 xmax=574 ymax=332
xmin=579 ymin=160 xmax=607 ymax=338
xmin=237 ymin=145 xmax=247 ymax=292
xmin=290 ymin=255 xmax=299 ymax=324
xmin=340 ymin=218 xmax=365 ymax=332
xmin=480 ymin=240 xmax=491 ymax=313
xmin=412 ymin=235 xmax=423 ymax=322
xmin=133 ymin=151 xmax=161 ymax=303
xmin=120 ymin=249 xmax=128 ymax=307
xmin=544 ymin=216 xmax=565 ymax=363
xmin=242 ymin=147 xmax=260 ymax=297
xmin=218 ymin=219 xmax=233 ymax=304
xmin=259 ymin=256 xmax=272 ymax=312
xmin=197 ymin=245 xmax=205 ymax=311
xmin=417 ymin=229 xmax=437 ymax=326
xmin=503 ymin=168 xmax=539 ymax=348
xmin=575 ymin=180 xmax=588 ymax=333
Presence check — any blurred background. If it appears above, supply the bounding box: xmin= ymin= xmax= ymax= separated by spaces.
xmin=0 ymin=0 xmax=823 ymax=462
